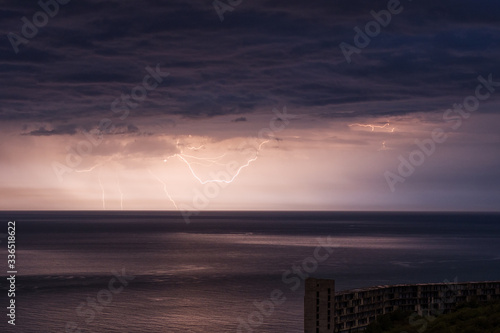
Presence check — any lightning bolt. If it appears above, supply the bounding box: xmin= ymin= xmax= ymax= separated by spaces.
xmin=178 ymin=153 xmax=228 ymax=167
xmin=165 ymin=140 xmax=269 ymax=185
xmin=349 ymin=123 xmax=396 ymax=151
xmin=75 ymin=156 xmax=114 ymax=173
xmin=98 ymin=170 xmax=106 ymax=210
xmin=76 ymin=136 xmax=270 ymax=211
xmin=148 ymin=169 xmax=179 ymax=209
xmin=152 ymin=139 xmax=269 ymax=209
xmin=75 ymin=164 xmax=101 ymax=173
xmin=76 ymin=164 xmax=106 ymax=209
xmin=116 ymin=175 xmax=124 ymax=210
xmin=349 ymin=123 xmax=393 ymax=132
xmin=76 ymin=162 xmax=124 ymax=210
xmin=187 ymin=144 xmax=205 ymax=151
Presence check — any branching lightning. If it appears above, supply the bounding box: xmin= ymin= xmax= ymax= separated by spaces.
xmin=148 ymin=169 xmax=179 ymax=210
xmin=349 ymin=123 xmax=395 ymax=132
xmin=187 ymin=144 xmax=205 ymax=151
xmin=73 ymin=137 xmax=270 ymax=210
xmin=151 ymin=138 xmax=270 ymax=209
xmin=176 ymin=152 xmax=228 ymax=167
xmin=166 ymin=139 xmax=269 ymax=185
xmin=348 ymin=122 xmax=396 ymax=151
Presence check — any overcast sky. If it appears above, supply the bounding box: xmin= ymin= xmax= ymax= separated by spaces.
xmin=0 ymin=0 xmax=499 ymax=211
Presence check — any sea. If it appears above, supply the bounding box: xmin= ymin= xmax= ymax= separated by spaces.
xmin=0 ymin=211 xmax=499 ymax=333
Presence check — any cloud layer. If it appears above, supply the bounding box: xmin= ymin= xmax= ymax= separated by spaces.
xmin=1 ymin=0 xmax=499 ymax=126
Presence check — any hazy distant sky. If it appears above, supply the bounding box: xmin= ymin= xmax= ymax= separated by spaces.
xmin=1 ymin=0 xmax=499 ymax=211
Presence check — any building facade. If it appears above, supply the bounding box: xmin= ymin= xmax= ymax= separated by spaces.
xmin=304 ymin=278 xmax=336 ymax=333
xmin=305 ymin=278 xmax=500 ymax=333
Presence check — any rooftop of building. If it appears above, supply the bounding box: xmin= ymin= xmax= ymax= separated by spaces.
xmin=334 ymin=280 xmax=500 ymax=296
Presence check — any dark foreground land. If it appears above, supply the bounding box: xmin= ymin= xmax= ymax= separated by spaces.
xmin=365 ymin=301 xmax=500 ymax=333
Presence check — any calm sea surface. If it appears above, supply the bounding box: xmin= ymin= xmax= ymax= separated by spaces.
xmin=0 ymin=211 xmax=499 ymax=332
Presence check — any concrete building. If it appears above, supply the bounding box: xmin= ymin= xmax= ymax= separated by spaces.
xmin=304 ymin=278 xmax=336 ymax=333
xmin=304 ymin=278 xmax=500 ymax=333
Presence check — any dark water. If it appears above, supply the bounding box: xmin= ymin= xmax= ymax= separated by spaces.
xmin=0 ymin=211 xmax=499 ymax=332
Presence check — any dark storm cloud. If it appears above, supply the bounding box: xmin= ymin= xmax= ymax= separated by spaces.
xmin=232 ymin=117 xmax=247 ymax=122
xmin=23 ymin=124 xmax=78 ymax=136
xmin=1 ymin=0 xmax=499 ymax=127
xmin=21 ymin=122 xmax=142 ymax=136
